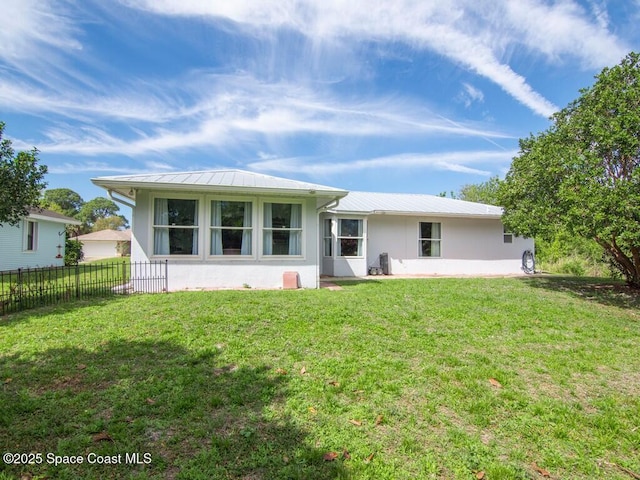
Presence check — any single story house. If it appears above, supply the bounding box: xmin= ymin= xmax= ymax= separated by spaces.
xmin=91 ymin=169 xmax=534 ymax=290
xmin=0 ymin=208 xmax=81 ymax=271
xmin=75 ymin=229 xmax=131 ymax=260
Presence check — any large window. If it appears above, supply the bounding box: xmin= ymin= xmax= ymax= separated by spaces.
xmin=24 ymin=220 xmax=38 ymax=251
xmin=153 ymin=198 xmax=199 ymax=255
xmin=338 ymin=219 xmax=363 ymax=256
xmin=323 ymin=218 xmax=332 ymax=257
xmin=210 ymin=201 xmax=252 ymax=255
xmin=419 ymin=222 xmax=441 ymax=257
xmin=263 ymin=203 xmax=302 ymax=255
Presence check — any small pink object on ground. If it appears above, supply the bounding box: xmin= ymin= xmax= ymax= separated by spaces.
xmin=283 ymin=271 xmax=300 ymax=289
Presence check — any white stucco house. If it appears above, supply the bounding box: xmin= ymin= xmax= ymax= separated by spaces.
xmin=0 ymin=208 xmax=81 ymax=271
xmin=92 ymin=169 xmax=534 ymax=290
xmin=75 ymin=229 xmax=131 ymax=260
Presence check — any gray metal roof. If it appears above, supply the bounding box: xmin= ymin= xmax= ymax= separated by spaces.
xmin=328 ymin=191 xmax=503 ymax=218
xmin=92 ymin=169 xmax=348 ymax=200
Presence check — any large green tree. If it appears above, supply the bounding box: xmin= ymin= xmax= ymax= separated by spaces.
xmin=498 ymin=52 xmax=640 ymax=287
xmin=0 ymin=122 xmax=48 ymax=226
xmin=43 ymin=188 xmax=85 ymax=218
xmin=78 ymin=197 xmax=126 ymax=232
xmin=458 ymin=175 xmax=501 ymax=205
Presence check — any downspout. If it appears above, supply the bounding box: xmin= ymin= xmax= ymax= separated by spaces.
xmin=317 ymin=196 xmax=341 ymax=213
xmin=107 ymin=189 xmax=136 ymax=209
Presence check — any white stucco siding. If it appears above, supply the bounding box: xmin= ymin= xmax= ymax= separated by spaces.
xmin=131 ymin=190 xmax=321 ymax=289
xmin=366 ymin=215 xmax=533 ymax=276
xmin=0 ymin=220 xmax=65 ymax=270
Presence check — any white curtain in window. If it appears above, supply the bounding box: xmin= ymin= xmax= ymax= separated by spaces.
xmin=192 ymin=229 xmax=198 ymax=255
xmin=289 ymin=204 xmax=301 ymax=255
xmin=154 ymin=198 xmax=170 ymax=255
xmin=431 ymin=222 xmax=441 ymax=239
xmin=211 ymin=201 xmax=223 ymax=255
xmin=191 ymin=200 xmax=199 ymax=255
xmin=241 ymin=202 xmax=252 ymax=255
xmin=263 ymin=203 xmax=272 ymax=255
xmin=431 ymin=223 xmax=441 ymax=256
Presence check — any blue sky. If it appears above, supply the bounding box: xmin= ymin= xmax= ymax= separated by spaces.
xmin=2 ymin=0 xmax=640 ymax=209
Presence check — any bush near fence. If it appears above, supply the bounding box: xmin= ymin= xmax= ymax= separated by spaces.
xmin=0 ymin=261 xmax=167 ymax=315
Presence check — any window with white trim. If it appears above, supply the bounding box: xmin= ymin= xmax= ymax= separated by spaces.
xmin=263 ymin=203 xmax=302 ymax=255
xmin=323 ymin=218 xmax=332 ymax=257
xmin=210 ymin=201 xmax=252 ymax=255
xmin=153 ymin=198 xmax=199 ymax=255
xmin=338 ymin=219 xmax=363 ymax=256
xmin=24 ymin=220 xmax=38 ymax=251
xmin=503 ymin=226 xmax=513 ymax=244
xmin=419 ymin=222 xmax=441 ymax=257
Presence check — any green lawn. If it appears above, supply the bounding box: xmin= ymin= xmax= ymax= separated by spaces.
xmin=1 ymin=277 xmax=638 ymax=479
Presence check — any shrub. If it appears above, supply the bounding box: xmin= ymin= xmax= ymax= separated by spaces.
xmin=65 ymin=239 xmax=84 ymax=265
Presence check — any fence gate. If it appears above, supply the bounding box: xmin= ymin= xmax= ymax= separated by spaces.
xmin=0 ymin=260 xmax=168 ymax=316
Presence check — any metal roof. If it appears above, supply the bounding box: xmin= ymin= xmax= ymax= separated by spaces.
xmin=92 ymin=169 xmax=348 ymax=200
xmin=328 ymin=191 xmax=503 ymax=218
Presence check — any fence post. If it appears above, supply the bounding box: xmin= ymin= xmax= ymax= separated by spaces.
xmin=17 ymin=268 xmax=23 ymax=307
xmin=122 ymin=260 xmax=127 ymax=294
xmin=75 ymin=263 xmax=80 ymax=299
xmin=164 ymin=260 xmax=168 ymax=293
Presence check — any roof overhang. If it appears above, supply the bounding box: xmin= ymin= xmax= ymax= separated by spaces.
xmin=28 ymin=212 xmax=82 ymax=225
xmin=91 ymin=179 xmax=348 ymax=201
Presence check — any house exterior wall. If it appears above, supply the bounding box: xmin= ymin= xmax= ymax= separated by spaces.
xmin=82 ymin=240 xmax=118 ymax=259
xmin=131 ymin=190 xmax=322 ymax=290
xmin=366 ymin=215 xmax=533 ymax=276
xmin=320 ymin=213 xmax=534 ymax=277
xmin=0 ymin=219 xmax=65 ymax=271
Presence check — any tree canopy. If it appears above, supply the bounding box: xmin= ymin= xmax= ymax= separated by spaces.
xmin=0 ymin=122 xmax=48 ymax=226
xmin=43 ymin=188 xmax=84 ymax=218
xmin=498 ymin=52 xmax=640 ymax=287
xmin=44 ymin=188 xmax=129 ymax=233
xmin=78 ymin=197 xmax=122 ymax=230
xmin=458 ymin=176 xmax=501 ymax=205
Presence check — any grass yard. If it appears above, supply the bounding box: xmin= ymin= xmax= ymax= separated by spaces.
xmin=0 ymin=277 xmax=638 ymax=479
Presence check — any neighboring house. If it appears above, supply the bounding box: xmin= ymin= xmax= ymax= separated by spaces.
xmin=92 ymin=169 xmax=534 ymax=290
xmin=0 ymin=208 xmax=81 ymax=271
xmin=75 ymin=229 xmax=131 ymax=260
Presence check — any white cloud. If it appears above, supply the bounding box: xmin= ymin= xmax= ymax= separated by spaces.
xmin=458 ymin=83 xmax=485 ymax=108
xmin=247 ymin=150 xmax=516 ymax=176
xmin=503 ymin=0 xmax=624 ymax=68
xmin=0 ymin=0 xmax=83 ymax=84
xmin=120 ymin=0 xmax=629 ymax=117
xmin=11 ymin=73 xmax=511 ymax=157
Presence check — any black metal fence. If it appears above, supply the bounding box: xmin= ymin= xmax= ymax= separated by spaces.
xmin=0 ymin=261 xmax=168 ymax=316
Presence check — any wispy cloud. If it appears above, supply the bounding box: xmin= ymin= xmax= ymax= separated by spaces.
xmin=121 ymin=0 xmax=628 ymax=117
xmin=1 ymin=0 xmax=633 ymax=182
xmin=10 ymin=74 xmax=512 ymax=157
xmin=247 ymin=150 xmax=516 ymax=176
xmin=458 ymin=83 xmax=484 ymax=108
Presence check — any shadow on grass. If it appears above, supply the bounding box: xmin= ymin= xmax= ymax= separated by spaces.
xmin=0 ymin=340 xmax=343 ymax=480
xmin=0 ymin=295 xmax=127 ymax=327
xmin=517 ymin=274 xmax=640 ymax=310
